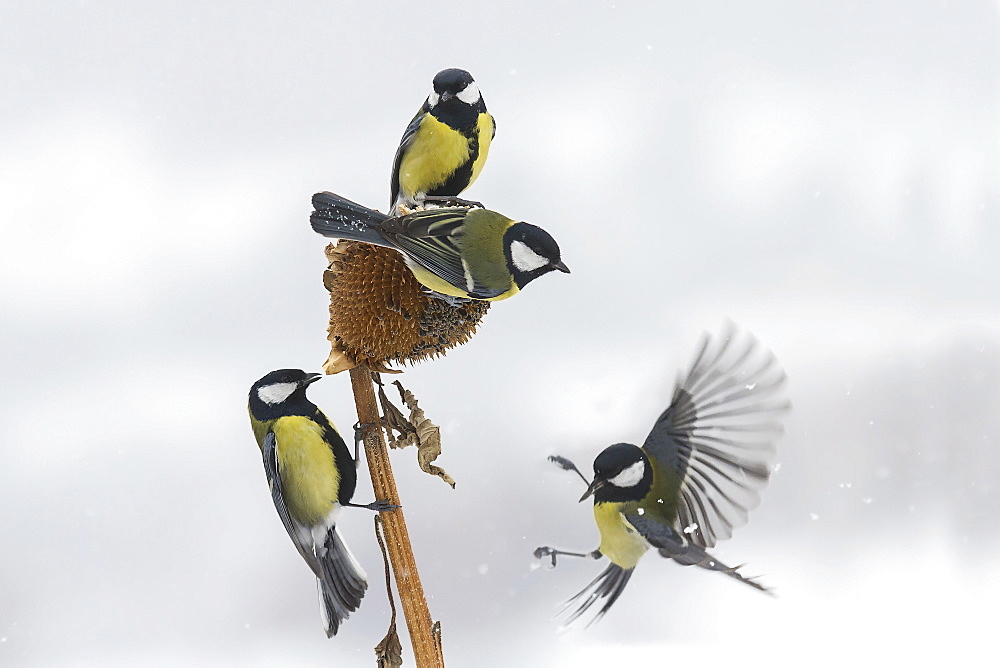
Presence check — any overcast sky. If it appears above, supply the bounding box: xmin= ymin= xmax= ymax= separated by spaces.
xmin=3 ymin=1 xmax=1000 ymax=666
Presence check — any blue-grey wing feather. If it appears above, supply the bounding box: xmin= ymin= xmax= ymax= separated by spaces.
xmin=384 ymin=209 xmax=504 ymax=299
xmin=390 ymin=107 xmax=428 ymax=210
xmin=625 ymin=513 xmax=769 ymax=592
xmin=263 ymin=431 xmax=322 ymax=576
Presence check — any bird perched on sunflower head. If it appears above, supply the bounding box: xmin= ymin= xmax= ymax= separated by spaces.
xmin=390 ymin=67 xmax=495 ymax=213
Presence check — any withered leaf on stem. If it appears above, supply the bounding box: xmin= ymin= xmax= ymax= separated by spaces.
xmin=375 ymin=628 xmax=403 ymax=668
xmin=373 ymin=374 xmax=456 ymax=488
xmin=375 ymin=373 xmax=414 ymax=442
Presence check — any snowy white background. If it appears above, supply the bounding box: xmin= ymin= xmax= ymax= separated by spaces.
xmin=3 ymin=1 xmax=999 ymax=665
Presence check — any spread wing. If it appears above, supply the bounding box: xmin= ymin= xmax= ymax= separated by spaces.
xmin=381 ymin=208 xmax=505 ymax=299
xmin=642 ymin=322 xmax=789 ymax=548
xmin=262 ymin=431 xmax=322 ymax=577
xmin=390 ymin=106 xmax=429 ymax=210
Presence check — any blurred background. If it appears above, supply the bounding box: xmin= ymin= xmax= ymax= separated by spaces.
xmin=3 ymin=1 xmax=999 ymax=665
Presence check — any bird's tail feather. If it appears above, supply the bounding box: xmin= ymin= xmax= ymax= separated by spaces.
xmin=559 ymin=563 xmax=634 ymax=627
xmin=318 ymin=527 xmax=368 ymax=637
xmin=659 ymin=544 xmax=770 ymax=593
xmin=310 ymin=191 xmax=391 ymax=245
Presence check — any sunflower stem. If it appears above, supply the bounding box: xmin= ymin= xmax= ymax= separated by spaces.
xmin=348 ymin=364 xmax=444 ymax=667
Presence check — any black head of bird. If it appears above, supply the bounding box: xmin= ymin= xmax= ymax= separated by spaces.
xmin=504 ymin=222 xmax=571 ymax=290
xmin=248 ymin=369 xmax=322 ymax=419
xmin=580 ymin=443 xmax=653 ymax=504
xmin=429 ymin=68 xmax=485 ymax=117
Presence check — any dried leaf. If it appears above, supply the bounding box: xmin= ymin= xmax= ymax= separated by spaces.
xmin=375 ymin=374 xmax=415 ymax=443
xmin=394 ymin=380 xmax=455 ymax=488
xmin=374 ymin=626 xmax=403 ymax=668
xmin=322 ymin=343 xmax=357 ymax=375
xmin=372 ymin=375 xmax=455 ymax=488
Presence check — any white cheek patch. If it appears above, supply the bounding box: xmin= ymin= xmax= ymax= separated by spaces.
xmin=457 ymin=81 xmax=481 ymax=105
xmin=427 ymin=91 xmax=440 ymax=108
xmin=257 ymin=382 xmax=297 ymax=405
xmin=609 ymin=460 xmax=646 ymax=488
xmin=510 ymin=240 xmax=549 ymax=273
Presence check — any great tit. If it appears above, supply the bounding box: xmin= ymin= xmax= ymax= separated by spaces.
xmin=535 ymin=324 xmax=789 ymax=626
xmin=311 ymin=191 xmax=569 ymax=302
xmin=248 ymin=369 xmax=395 ymax=637
xmin=390 ymin=68 xmax=495 ymax=213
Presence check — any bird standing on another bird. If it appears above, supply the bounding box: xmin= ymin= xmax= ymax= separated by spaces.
xmin=535 ymin=324 xmax=789 ymax=626
xmin=311 ymin=191 xmax=569 ymax=303
xmin=390 ymin=68 xmax=495 ymax=213
xmin=248 ymin=369 xmax=395 ymax=637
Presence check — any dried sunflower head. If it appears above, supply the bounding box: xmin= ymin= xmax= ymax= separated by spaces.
xmin=322 ymin=241 xmax=490 ymax=374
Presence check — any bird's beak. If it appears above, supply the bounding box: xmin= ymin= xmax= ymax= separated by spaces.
xmin=579 ymin=477 xmax=607 ymax=503
xmin=552 ymin=260 xmax=571 ymax=274
xmin=439 ymin=91 xmax=455 ymax=103
xmin=303 ymin=372 xmax=323 ymax=386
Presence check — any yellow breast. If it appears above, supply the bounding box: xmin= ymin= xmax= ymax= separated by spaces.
xmin=404 ymin=260 xmax=517 ymax=301
xmin=594 ymin=502 xmax=650 ymax=569
xmin=398 ymin=115 xmax=474 ymax=197
xmin=271 ymin=416 xmax=340 ymax=525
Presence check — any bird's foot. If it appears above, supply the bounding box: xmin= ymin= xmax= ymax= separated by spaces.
xmin=352 ymin=422 xmax=376 ymax=464
xmin=353 ymin=421 xmax=375 ymax=444
xmin=347 ymin=499 xmax=400 ymax=513
xmin=533 ymin=546 xmax=601 ymax=568
xmin=534 ymin=546 xmax=561 ymax=568
xmin=422 ymin=289 xmax=473 ymax=307
xmin=548 ymin=455 xmax=593 ymax=487
xmin=548 ymin=455 xmax=580 ymax=472
xmin=421 ymin=195 xmax=484 ymax=209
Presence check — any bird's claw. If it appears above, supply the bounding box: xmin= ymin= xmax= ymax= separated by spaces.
xmin=548 ymin=455 xmax=592 ymax=487
xmin=421 ymin=195 xmax=484 ymax=209
xmin=534 ymin=546 xmax=559 ymax=568
xmin=353 ymin=421 xmax=374 ymax=443
xmin=548 ymin=455 xmax=577 ymax=471
xmin=423 ymin=289 xmax=472 ymax=307
xmin=368 ymin=499 xmax=400 ymax=512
